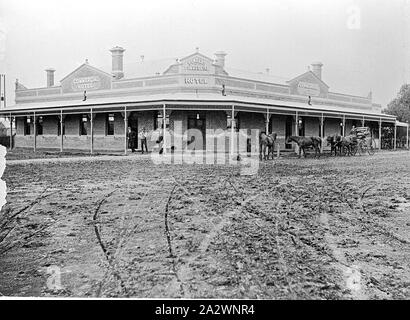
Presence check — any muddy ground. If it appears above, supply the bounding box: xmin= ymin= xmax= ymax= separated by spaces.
xmin=0 ymin=151 xmax=409 ymax=299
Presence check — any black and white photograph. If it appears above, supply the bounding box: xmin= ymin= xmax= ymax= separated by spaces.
xmin=0 ymin=0 xmax=409 ymax=308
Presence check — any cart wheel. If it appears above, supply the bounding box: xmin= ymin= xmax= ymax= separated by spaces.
xmin=341 ymin=145 xmax=349 ymax=156
xmin=351 ymin=144 xmax=358 ymax=156
xmin=368 ymin=138 xmax=376 ymax=155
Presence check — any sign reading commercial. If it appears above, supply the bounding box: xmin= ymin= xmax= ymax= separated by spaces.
xmin=72 ymin=76 xmax=101 ymax=91
xmin=297 ymin=81 xmax=320 ymax=97
xmin=183 ymin=57 xmax=209 ymax=72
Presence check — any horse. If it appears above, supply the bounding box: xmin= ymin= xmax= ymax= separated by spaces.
xmin=339 ymin=135 xmax=358 ymax=156
xmin=285 ymin=136 xmax=322 ymax=158
xmin=326 ymin=134 xmax=343 ymax=156
xmin=259 ymin=132 xmax=277 ymax=160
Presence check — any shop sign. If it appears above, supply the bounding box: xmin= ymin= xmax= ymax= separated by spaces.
xmin=72 ymin=76 xmax=101 ymax=91
xmin=297 ymin=81 xmax=320 ymax=96
xmin=183 ymin=57 xmax=209 ymax=72
xmin=184 ymin=77 xmax=208 ymax=85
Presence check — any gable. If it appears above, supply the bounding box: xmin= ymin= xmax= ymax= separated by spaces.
xmin=288 ymin=71 xmax=329 ymax=98
xmin=180 ymin=53 xmax=214 ymax=74
xmin=60 ymin=64 xmax=112 ymax=94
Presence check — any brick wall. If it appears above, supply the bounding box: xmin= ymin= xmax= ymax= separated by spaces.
xmin=304 ymin=117 xmax=320 ymax=136
xmin=41 ymin=116 xmax=59 ymax=135
xmin=16 ymin=118 xmax=25 ymax=135
xmin=13 ymin=111 xmax=381 ymax=153
xmin=169 ymin=110 xmax=229 ymax=152
xmin=238 ymin=112 xmax=265 ymax=132
xmin=65 ymin=114 xmax=81 ymax=135
xmin=269 ymin=114 xmax=287 ymax=150
xmin=324 ymin=118 xmax=342 ymax=136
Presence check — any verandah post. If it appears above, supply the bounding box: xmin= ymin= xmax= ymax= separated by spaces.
xmin=320 ymin=113 xmax=324 ymax=153
xmin=60 ymin=110 xmax=64 ymax=152
xmin=379 ymin=118 xmax=382 ymax=151
xmin=163 ymin=104 xmax=167 ymax=155
xmin=9 ymin=112 xmax=12 ymax=150
xmin=407 ymin=122 xmax=409 ymax=150
xmin=342 ymin=114 xmax=346 ymax=136
xmin=124 ymin=106 xmax=128 ymax=155
xmin=295 ymin=111 xmax=298 ymax=136
xmin=90 ymin=108 xmax=94 ymax=154
xmin=265 ymin=108 xmax=269 ymax=134
xmin=394 ymin=122 xmax=397 ymax=151
xmin=33 ymin=111 xmax=36 ymax=152
xmin=230 ymin=105 xmax=235 ymax=156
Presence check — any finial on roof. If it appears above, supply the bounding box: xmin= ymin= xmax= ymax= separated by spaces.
xmin=196 ymin=47 xmax=199 ymax=53
xmin=85 ymin=59 xmax=89 ymax=64
xmin=140 ymin=55 xmax=144 ymax=62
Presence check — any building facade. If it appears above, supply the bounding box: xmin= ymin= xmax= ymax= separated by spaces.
xmin=0 ymin=47 xmax=401 ymax=154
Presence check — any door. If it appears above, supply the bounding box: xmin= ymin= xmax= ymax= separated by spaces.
xmin=285 ymin=115 xmax=293 ymax=149
xmin=129 ymin=114 xmax=138 ymax=149
xmin=187 ymin=114 xmax=206 ymax=150
xmin=298 ymin=117 xmax=305 ymax=136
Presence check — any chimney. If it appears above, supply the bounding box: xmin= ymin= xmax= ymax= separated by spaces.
xmin=311 ymin=62 xmax=323 ymax=80
xmin=109 ymin=46 xmax=125 ymax=79
xmin=45 ymin=68 xmax=55 ymax=87
xmin=214 ymin=51 xmax=227 ymax=68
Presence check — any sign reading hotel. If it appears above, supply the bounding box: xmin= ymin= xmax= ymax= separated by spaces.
xmin=297 ymin=81 xmax=320 ymax=97
xmin=72 ymin=76 xmax=101 ymax=91
xmin=184 ymin=77 xmax=208 ymax=85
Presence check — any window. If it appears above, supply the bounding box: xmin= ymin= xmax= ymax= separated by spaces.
xmin=24 ymin=117 xmax=31 ymax=135
xmin=80 ymin=115 xmax=88 ymax=136
xmin=227 ymin=113 xmax=233 ymax=129
xmin=37 ymin=116 xmax=43 ymax=135
xmin=226 ymin=114 xmax=239 ymax=131
xmin=106 ymin=113 xmax=115 ymax=135
xmin=155 ymin=111 xmax=169 ymax=130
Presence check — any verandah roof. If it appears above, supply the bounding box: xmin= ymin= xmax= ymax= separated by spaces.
xmin=0 ymin=92 xmax=397 ymax=123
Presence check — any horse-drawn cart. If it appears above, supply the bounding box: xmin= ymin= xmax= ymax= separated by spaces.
xmin=349 ymin=126 xmax=376 ymax=156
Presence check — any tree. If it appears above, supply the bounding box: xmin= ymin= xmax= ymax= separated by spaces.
xmin=384 ymin=84 xmax=410 ymax=123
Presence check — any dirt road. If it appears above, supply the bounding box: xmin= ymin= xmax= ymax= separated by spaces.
xmin=0 ymin=151 xmax=409 ymax=299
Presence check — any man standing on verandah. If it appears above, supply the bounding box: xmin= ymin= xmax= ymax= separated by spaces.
xmin=139 ymin=127 xmax=149 ymax=154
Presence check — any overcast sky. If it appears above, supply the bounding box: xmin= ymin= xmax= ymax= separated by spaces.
xmin=0 ymin=0 xmax=409 ymax=108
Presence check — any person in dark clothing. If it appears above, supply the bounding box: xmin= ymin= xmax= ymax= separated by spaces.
xmin=139 ymin=127 xmax=148 ymax=154
xmin=128 ymin=127 xmax=137 ymax=152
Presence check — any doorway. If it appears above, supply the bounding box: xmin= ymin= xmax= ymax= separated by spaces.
xmin=128 ymin=113 xmax=138 ymax=150
xmin=298 ymin=117 xmax=305 ymax=136
xmin=187 ymin=114 xmax=206 ymax=150
xmin=285 ymin=115 xmax=293 ymax=149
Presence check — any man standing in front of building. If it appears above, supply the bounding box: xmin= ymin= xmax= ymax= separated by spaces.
xmin=139 ymin=127 xmax=148 ymax=154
